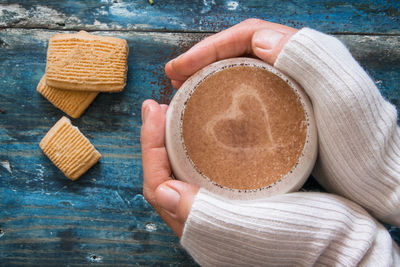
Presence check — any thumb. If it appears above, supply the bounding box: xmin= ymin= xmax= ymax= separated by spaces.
xmin=155 ymin=180 xmax=199 ymax=224
xmin=251 ymin=28 xmax=296 ymax=65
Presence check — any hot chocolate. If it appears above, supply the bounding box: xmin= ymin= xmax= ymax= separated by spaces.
xmin=182 ymin=66 xmax=307 ymax=190
xmin=165 ymin=58 xmax=317 ymax=199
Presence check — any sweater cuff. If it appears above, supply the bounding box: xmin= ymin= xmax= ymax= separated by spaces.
xmin=274 ymin=28 xmax=400 ymax=226
xmin=180 ymin=189 xmax=395 ymax=266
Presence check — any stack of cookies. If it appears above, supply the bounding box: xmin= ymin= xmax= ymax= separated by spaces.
xmin=38 ymin=30 xmax=129 ymax=118
xmin=38 ymin=31 xmax=129 ymax=180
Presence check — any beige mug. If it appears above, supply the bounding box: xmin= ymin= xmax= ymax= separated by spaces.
xmin=165 ymin=57 xmax=317 ymax=200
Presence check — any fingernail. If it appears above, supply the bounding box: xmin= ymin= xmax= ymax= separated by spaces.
xmin=160 ymin=104 xmax=168 ymax=114
xmin=253 ymin=29 xmax=285 ymax=51
xmin=156 ymin=184 xmax=180 ymax=215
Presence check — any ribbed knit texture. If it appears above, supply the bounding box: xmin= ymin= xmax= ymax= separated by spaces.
xmin=182 ymin=190 xmax=399 ymax=266
xmin=180 ymin=28 xmax=400 ymax=266
xmin=275 ymin=28 xmax=400 ymax=226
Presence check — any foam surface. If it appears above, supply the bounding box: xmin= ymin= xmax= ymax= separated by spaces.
xmin=182 ymin=66 xmax=307 ymax=190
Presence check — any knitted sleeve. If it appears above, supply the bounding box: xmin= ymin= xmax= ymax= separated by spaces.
xmin=181 ymin=190 xmax=399 ymax=266
xmin=180 ymin=28 xmax=400 ymax=266
xmin=274 ymin=28 xmax=400 ymax=226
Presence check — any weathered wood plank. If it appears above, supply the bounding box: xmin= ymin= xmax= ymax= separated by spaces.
xmin=0 ymin=28 xmax=202 ymax=266
xmin=0 ymin=29 xmax=399 ymax=265
xmin=0 ymin=0 xmax=399 ymax=34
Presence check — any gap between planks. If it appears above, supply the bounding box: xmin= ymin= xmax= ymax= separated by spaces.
xmin=1 ymin=25 xmax=400 ymax=36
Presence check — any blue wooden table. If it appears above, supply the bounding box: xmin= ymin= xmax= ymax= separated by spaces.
xmin=1 ymin=1 xmax=399 ymax=266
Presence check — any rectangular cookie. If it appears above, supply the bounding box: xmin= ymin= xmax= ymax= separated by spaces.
xmin=37 ymin=75 xmax=98 ymax=118
xmin=39 ymin=116 xmax=101 ymax=180
xmin=45 ymin=31 xmax=128 ymax=92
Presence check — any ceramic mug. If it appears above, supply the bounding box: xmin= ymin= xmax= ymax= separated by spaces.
xmin=165 ymin=57 xmax=317 ymax=200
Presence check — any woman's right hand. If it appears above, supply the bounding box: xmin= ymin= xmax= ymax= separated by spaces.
xmin=165 ymin=18 xmax=298 ymax=89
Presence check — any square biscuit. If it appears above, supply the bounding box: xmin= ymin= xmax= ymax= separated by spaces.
xmin=45 ymin=31 xmax=128 ymax=92
xmin=40 ymin=116 xmax=101 ymax=180
xmin=37 ymin=75 xmax=98 ymax=118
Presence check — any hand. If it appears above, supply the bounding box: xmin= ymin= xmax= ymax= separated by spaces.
xmin=165 ymin=18 xmax=298 ymax=89
xmin=141 ymin=19 xmax=400 ymax=265
xmin=141 ymin=19 xmax=298 ymax=236
xmin=141 ymin=100 xmax=199 ymax=237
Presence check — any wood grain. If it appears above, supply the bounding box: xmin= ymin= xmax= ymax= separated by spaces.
xmin=0 ymin=1 xmax=399 ymax=33
xmin=1 ymin=28 xmax=399 ymax=266
xmin=0 ymin=1 xmax=400 ymax=265
xmin=0 ymin=29 xmax=202 ymax=266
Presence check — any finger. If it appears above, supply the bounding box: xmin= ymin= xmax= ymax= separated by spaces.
xmin=140 ymin=99 xmax=171 ymax=205
xmin=160 ymin=104 xmax=168 ymax=114
xmin=171 ymin=80 xmax=184 ymax=90
xmin=165 ymin=19 xmax=297 ymax=82
xmin=141 ymin=100 xmax=199 ymax=238
xmin=252 ymin=28 xmax=295 ymax=64
xmin=155 ymin=180 xmax=199 ymax=236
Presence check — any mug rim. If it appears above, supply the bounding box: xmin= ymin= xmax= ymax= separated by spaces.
xmin=165 ymin=57 xmax=318 ymax=200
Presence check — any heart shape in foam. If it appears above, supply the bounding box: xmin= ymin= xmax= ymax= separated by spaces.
xmin=205 ymin=84 xmax=274 ymax=152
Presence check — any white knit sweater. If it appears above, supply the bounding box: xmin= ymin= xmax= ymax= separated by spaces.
xmin=180 ymin=28 xmax=400 ymax=266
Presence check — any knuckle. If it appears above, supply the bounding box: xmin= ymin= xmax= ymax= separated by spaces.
xmin=243 ymin=18 xmax=263 ymax=26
